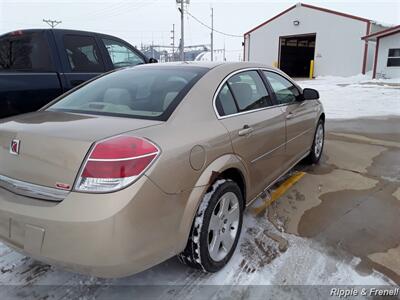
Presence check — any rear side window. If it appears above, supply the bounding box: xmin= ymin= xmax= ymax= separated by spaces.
xmin=215 ymin=84 xmax=238 ymax=116
xmin=102 ymin=38 xmax=145 ymax=68
xmin=264 ymin=71 xmax=300 ymax=104
xmin=48 ymin=67 xmax=207 ymax=121
xmin=0 ymin=32 xmax=53 ymax=72
xmin=63 ymin=35 xmax=105 ymax=72
xmin=227 ymin=71 xmax=271 ymax=112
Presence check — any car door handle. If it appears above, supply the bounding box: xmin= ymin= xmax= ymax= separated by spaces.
xmin=238 ymin=125 xmax=254 ymax=136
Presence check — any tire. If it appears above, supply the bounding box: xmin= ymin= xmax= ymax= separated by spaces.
xmin=178 ymin=180 xmax=244 ymax=272
xmin=306 ymin=119 xmax=325 ymax=164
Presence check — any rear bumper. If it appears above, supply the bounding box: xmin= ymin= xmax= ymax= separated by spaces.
xmin=0 ymin=176 xmax=186 ymax=278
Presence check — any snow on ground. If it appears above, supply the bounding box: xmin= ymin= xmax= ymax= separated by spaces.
xmin=296 ymin=74 xmax=400 ymax=120
xmin=0 ymin=208 xmax=392 ymax=300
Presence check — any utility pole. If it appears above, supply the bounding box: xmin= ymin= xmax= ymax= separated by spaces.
xmin=43 ymin=19 xmax=62 ymax=28
xmin=210 ymin=7 xmax=214 ymax=62
xmin=178 ymin=0 xmax=185 ymax=61
xmin=170 ymin=24 xmax=175 ymax=61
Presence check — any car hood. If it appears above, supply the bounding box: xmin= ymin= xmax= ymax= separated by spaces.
xmin=0 ymin=111 xmax=163 ymax=191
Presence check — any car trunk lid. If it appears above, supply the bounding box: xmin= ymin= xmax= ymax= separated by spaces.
xmin=0 ymin=111 xmax=162 ymax=192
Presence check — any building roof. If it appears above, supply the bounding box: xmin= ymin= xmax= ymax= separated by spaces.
xmin=362 ymin=25 xmax=400 ymax=41
xmin=244 ymin=2 xmax=382 ymax=36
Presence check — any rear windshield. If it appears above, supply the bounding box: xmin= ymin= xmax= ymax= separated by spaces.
xmin=47 ymin=66 xmax=208 ymax=120
xmin=0 ymin=31 xmax=53 ymax=72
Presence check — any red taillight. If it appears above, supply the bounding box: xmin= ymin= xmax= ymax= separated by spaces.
xmin=75 ymin=136 xmax=159 ymax=192
xmin=10 ymin=30 xmax=23 ymax=36
xmin=89 ymin=136 xmax=158 ymax=160
xmin=82 ymin=155 xmax=157 ymax=178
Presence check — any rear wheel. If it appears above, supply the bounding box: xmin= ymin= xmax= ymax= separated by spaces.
xmin=178 ymin=180 xmax=243 ymax=272
xmin=307 ymin=119 xmax=324 ymax=164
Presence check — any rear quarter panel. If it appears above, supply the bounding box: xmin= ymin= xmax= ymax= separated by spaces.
xmin=141 ymin=64 xmax=259 ymax=196
xmin=138 ymin=64 xmax=262 ymax=252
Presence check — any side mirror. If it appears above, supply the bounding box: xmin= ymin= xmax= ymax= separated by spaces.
xmin=148 ymin=58 xmax=158 ymax=63
xmin=302 ymin=88 xmax=319 ymax=100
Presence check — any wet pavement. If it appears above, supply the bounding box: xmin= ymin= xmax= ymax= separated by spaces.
xmin=269 ymin=116 xmax=400 ymax=283
xmin=0 ymin=116 xmax=399 ymax=298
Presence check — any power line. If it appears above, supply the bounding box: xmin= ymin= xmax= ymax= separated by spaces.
xmin=185 ymin=9 xmax=242 ymax=38
xmin=62 ymin=0 xmax=159 ymax=22
xmin=64 ymin=2 xmax=128 ymax=20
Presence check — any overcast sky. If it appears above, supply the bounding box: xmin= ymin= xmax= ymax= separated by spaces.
xmin=0 ymin=0 xmax=399 ymax=60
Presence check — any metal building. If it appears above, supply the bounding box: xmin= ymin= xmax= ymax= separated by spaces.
xmin=243 ymin=3 xmax=389 ymax=77
xmin=363 ymin=25 xmax=400 ymax=79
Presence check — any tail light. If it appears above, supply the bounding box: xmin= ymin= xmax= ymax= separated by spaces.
xmin=10 ymin=30 xmax=23 ymax=36
xmin=75 ymin=135 xmax=160 ymax=193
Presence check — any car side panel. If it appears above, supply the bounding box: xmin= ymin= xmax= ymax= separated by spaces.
xmin=175 ymin=153 xmax=250 ymax=252
xmin=218 ymin=108 xmax=286 ymax=200
xmin=282 ymin=100 xmax=319 ymax=166
xmin=138 ymin=71 xmax=234 ymax=195
xmin=262 ymin=69 xmax=319 ymax=168
xmin=0 ymin=74 xmax=63 ymax=118
xmin=0 ymin=30 xmax=63 ymax=118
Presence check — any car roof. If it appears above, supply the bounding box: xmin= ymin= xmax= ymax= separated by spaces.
xmin=0 ymin=28 xmax=134 ymax=40
xmin=131 ymin=61 xmax=275 ymax=71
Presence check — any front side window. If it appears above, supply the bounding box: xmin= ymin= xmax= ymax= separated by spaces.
xmin=48 ymin=67 xmax=207 ymax=120
xmin=0 ymin=32 xmax=53 ymax=72
xmin=264 ymin=71 xmax=300 ymax=104
xmin=63 ymin=35 xmax=105 ymax=72
xmin=103 ymin=38 xmax=145 ymax=68
xmin=387 ymin=48 xmax=400 ymax=67
xmin=227 ymin=71 xmax=271 ymax=112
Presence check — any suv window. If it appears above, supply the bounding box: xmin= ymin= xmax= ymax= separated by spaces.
xmin=0 ymin=32 xmax=53 ymax=72
xmin=63 ymin=35 xmax=105 ymax=72
xmin=264 ymin=71 xmax=300 ymax=104
xmin=102 ymin=38 xmax=145 ymax=68
xmin=227 ymin=71 xmax=271 ymax=112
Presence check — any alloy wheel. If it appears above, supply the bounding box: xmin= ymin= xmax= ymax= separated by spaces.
xmin=314 ymin=123 xmax=324 ymax=159
xmin=207 ymin=191 xmax=240 ymax=262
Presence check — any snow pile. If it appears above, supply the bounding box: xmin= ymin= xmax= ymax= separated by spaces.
xmin=368 ymin=77 xmax=400 ymax=84
xmin=297 ymin=75 xmax=400 ymax=119
xmin=208 ymin=215 xmax=392 ymax=286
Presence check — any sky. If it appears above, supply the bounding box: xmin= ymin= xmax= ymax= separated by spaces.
xmin=0 ymin=0 xmax=399 ymax=60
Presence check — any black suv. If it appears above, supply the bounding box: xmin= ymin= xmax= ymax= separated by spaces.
xmin=0 ymin=29 xmax=154 ymax=118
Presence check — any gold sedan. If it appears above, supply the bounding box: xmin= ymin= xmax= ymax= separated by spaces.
xmin=0 ymin=62 xmax=324 ymax=277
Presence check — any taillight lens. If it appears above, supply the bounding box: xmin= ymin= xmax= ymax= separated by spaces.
xmin=75 ymin=136 xmax=160 ymax=192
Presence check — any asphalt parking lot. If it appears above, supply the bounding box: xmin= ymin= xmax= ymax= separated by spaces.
xmin=1 ymin=115 xmax=399 ymax=299
xmin=282 ymin=116 xmax=400 ymax=283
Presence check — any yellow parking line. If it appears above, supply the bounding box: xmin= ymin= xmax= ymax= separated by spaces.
xmin=252 ymin=172 xmax=306 ymax=215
